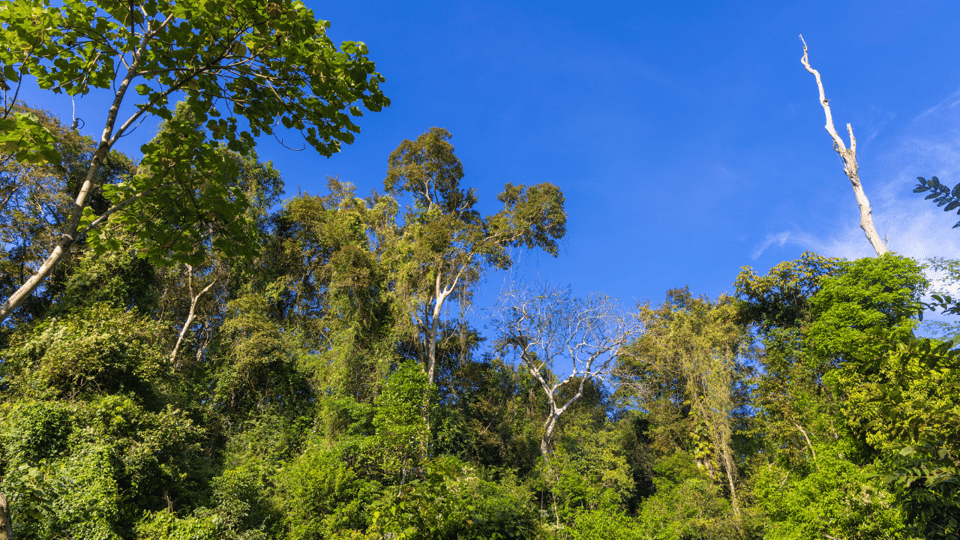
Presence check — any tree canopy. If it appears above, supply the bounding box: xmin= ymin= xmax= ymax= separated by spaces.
xmin=0 ymin=0 xmax=389 ymax=322
xmin=0 ymin=6 xmax=958 ymax=539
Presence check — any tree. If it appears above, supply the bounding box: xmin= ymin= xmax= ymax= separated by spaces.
xmin=805 ymin=255 xmax=960 ymax=537
xmin=622 ymin=290 xmax=747 ymax=518
xmin=922 ymin=257 xmax=960 ymax=340
xmin=0 ymin=303 xmax=210 ymax=537
xmin=0 ymin=0 xmax=389 ymax=322
xmin=383 ymin=128 xmax=566 ymax=387
xmin=734 ymin=252 xmax=846 ymax=467
xmin=161 ymin=145 xmax=284 ymax=368
xmin=806 ymin=254 xmax=926 ymax=367
xmin=496 ymin=286 xmax=641 ymax=458
xmin=800 ymin=36 xmax=886 ymax=256
xmin=281 ymin=180 xmax=398 ymax=405
xmin=829 ymin=333 xmax=960 ymax=538
xmin=752 ymin=440 xmax=912 ymax=540
xmin=0 ymin=104 xmax=135 ymax=327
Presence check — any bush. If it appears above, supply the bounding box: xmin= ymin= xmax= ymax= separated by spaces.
xmin=277 ymin=445 xmax=378 ymax=539
xmin=637 ymin=453 xmax=739 ymax=540
xmin=367 ymin=455 xmax=537 ymax=540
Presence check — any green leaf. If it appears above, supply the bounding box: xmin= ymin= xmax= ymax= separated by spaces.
xmin=0 ymin=112 xmax=62 ymax=166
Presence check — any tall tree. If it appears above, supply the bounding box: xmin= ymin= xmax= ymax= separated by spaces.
xmin=282 ymin=180 xmax=397 ymax=404
xmin=383 ymin=127 xmax=566 ymax=386
xmin=623 ymin=290 xmax=748 ymax=517
xmin=734 ymin=252 xmax=846 ymax=466
xmin=0 ymin=104 xmax=134 ymax=327
xmin=0 ymin=0 xmax=389 ymax=322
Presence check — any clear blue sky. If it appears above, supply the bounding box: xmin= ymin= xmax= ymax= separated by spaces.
xmin=22 ymin=0 xmax=960 ymax=315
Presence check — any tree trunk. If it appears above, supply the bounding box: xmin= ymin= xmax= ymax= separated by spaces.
xmin=720 ymin=433 xmax=741 ymax=517
xmin=0 ymin=491 xmax=12 ymax=540
xmin=800 ymin=35 xmax=887 ymax=257
xmin=541 ymin=413 xmax=558 ymax=458
xmin=0 ymin=62 xmax=138 ymax=323
xmin=169 ymin=265 xmax=216 ymax=367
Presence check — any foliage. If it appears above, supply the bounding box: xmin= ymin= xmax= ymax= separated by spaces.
xmin=0 ymin=395 xmax=207 ymax=539
xmin=373 ymin=361 xmax=434 ymax=476
xmin=622 ymin=290 xmax=748 ymax=516
xmin=206 ymin=305 xmax=313 ymax=436
xmin=563 ymin=509 xmax=644 ymax=540
xmin=806 ymin=254 xmax=959 ymax=537
xmin=549 ymin=420 xmax=634 ymax=523
xmin=0 ymin=0 xmax=388 ymax=154
xmin=2 ymin=303 xmax=166 ymax=402
xmin=637 ymin=453 xmax=740 ymax=540
xmin=734 ymin=253 xmax=846 ymax=469
xmin=914 ymin=176 xmax=960 ymax=228
xmin=827 ymin=332 xmax=960 ymax=538
xmin=1 ymin=57 xmax=957 ymax=537
xmin=0 ymin=110 xmax=60 ymax=167
xmin=753 ymin=442 xmax=912 ymax=540
xmin=0 ymin=104 xmax=135 ymax=326
xmin=90 ymin=113 xmax=253 ymax=267
xmin=0 ymin=0 xmax=389 ymax=321
xmin=383 ymin=127 xmax=566 ymax=384
xmin=807 ymin=254 xmax=927 ymax=367
xmin=276 ymin=445 xmax=377 ymax=539
xmin=365 ymin=456 xmax=538 ymax=540
xmin=282 ymin=182 xmax=396 ymax=404
xmin=735 ymin=251 xmax=845 ymax=333
xmin=134 ymin=509 xmax=220 ymax=540
xmin=923 ymin=258 xmax=960 ymax=341
xmin=3 ymin=444 xmax=124 ymax=540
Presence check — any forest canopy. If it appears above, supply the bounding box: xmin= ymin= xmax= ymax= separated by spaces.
xmin=0 ymin=2 xmax=959 ymax=540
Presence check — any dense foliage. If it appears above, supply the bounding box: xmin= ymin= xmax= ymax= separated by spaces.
xmin=0 ymin=3 xmax=958 ymax=539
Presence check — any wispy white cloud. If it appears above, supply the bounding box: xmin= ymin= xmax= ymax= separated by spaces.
xmin=750 ymin=231 xmax=792 ymax=259
xmin=750 ymin=227 xmax=875 ymax=261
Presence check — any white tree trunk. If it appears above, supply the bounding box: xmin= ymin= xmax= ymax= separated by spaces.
xmin=800 ymin=35 xmax=887 ymax=257
xmin=169 ymin=265 xmax=217 ymax=367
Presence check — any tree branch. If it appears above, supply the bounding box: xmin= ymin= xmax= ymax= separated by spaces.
xmin=169 ymin=264 xmax=216 ymax=367
xmin=800 ymin=35 xmax=887 ymax=257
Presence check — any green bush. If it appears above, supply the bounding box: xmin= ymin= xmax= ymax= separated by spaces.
xmin=636 ymin=453 xmax=739 ymax=540
xmin=135 ymin=509 xmax=221 ymax=540
xmin=565 ymin=508 xmax=644 ymax=540
xmin=753 ymin=443 xmax=912 ymax=540
xmin=277 ymin=445 xmax=378 ymax=539
xmin=367 ymin=455 xmax=537 ymax=540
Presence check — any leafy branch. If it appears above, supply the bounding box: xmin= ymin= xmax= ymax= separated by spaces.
xmin=914 ymin=176 xmax=960 ymax=228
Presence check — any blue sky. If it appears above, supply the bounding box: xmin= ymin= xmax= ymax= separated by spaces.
xmin=21 ymin=0 xmax=960 ymax=317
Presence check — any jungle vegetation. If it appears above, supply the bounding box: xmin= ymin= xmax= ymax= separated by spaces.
xmin=0 ymin=1 xmax=958 ymax=539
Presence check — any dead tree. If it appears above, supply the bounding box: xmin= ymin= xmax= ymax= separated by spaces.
xmin=496 ymin=286 xmax=642 ymax=458
xmin=800 ymin=35 xmax=887 ymax=257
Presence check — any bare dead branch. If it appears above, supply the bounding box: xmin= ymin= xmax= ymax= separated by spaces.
xmin=496 ymin=285 xmax=643 ymax=457
xmin=800 ymin=35 xmax=887 ymax=256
